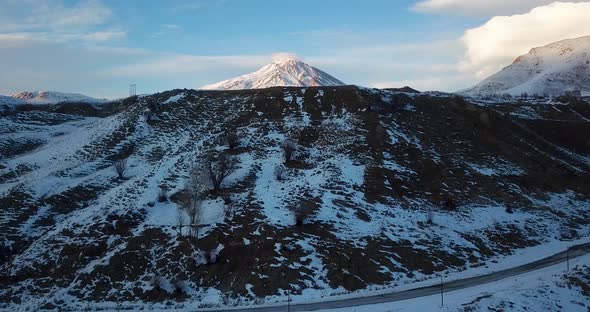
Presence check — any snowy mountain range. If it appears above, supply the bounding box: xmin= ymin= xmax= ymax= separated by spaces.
xmin=462 ymin=35 xmax=590 ymax=97
xmin=1 ymin=91 xmax=107 ymax=105
xmin=202 ymin=55 xmax=345 ymax=90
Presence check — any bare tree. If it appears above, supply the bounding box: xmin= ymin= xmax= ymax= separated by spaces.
xmin=185 ymin=196 xmax=202 ymax=238
xmin=281 ymin=139 xmax=297 ymax=163
xmin=114 ymin=158 xmax=127 ymax=179
xmin=225 ymin=127 xmax=239 ymax=149
xmin=208 ymin=154 xmax=237 ymax=193
xmin=184 ymin=162 xmax=208 ymax=238
xmin=176 ymin=207 xmax=186 ymax=237
xmin=187 ymin=162 xmax=210 ymax=196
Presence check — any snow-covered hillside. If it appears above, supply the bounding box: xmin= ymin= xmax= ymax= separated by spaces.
xmin=1 ymin=87 xmax=589 ymax=310
xmin=0 ymin=95 xmax=24 ymax=106
xmin=202 ymin=55 xmax=345 ymax=90
xmin=463 ymin=35 xmax=590 ymax=97
xmin=318 ymin=254 xmax=590 ymax=312
xmin=9 ymin=91 xmax=108 ymax=104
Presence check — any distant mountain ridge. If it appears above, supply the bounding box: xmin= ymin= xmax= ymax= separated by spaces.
xmin=0 ymin=95 xmax=23 ymax=105
xmin=462 ymin=35 xmax=590 ymax=97
xmin=5 ymin=91 xmax=108 ymax=104
xmin=202 ymin=55 xmax=345 ymax=90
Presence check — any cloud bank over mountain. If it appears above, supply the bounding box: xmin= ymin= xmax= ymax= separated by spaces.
xmin=413 ymin=0 xmax=587 ymax=16
xmin=459 ymin=1 xmax=590 ymax=79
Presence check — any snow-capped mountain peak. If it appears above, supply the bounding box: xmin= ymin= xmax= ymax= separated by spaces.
xmin=9 ymin=91 xmax=108 ymax=104
xmin=462 ymin=35 xmax=590 ymax=97
xmin=202 ymin=54 xmax=345 ymax=90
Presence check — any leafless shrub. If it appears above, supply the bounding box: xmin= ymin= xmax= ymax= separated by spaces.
xmin=226 ymin=202 xmax=237 ymax=221
xmin=193 ymin=250 xmax=207 ymax=267
xmin=294 ymin=204 xmax=313 ymax=227
xmin=426 ymin=209 xmax=434 ymax=224
xmin=113 ymin=158 xmax=127 ymax=179
xmin=157 ymin=188 xmax=168 ymax=202
xmin=208 ymin=250 xmax=219 ymax=264
xmin=225 ymin=127 xmax=240 ymax=149
xmin=281 ymin=138 xmax=297 ymax=163
xmin=296 ymin=126 xmax=320 ymax=146
xmin=501 ymin=93 xmax=513 ymax=100
xmin=151 ymin=274 xmax=165 ymax=291
xmin=173 ymin=279 xmax=186 ymax=295
xmin=441 ymin=197 xmax=457 ymax=211
xmin=282 ymin=242 xmax=296 ymax=252
xmin=222 ymin=194 xmax=237 ymax=221
xmin=208 ymin=154 xmax=237 ymax=193
xmin=560 ymin=226 xmax=576 ymax=240
xmin=221 ymin=294 xmax=232 ymax=306
xmin=207 ymin=245 xmax=224 ymax=264
xmin=222 ymin=194 xmax=232 ymax=205
xmin=274 ymin=165 xmax=286 ymax=181
xmin=375 ymin=124 xmax=387 ymax=143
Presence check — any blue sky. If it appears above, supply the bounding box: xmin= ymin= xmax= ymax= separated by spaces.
xmin=111 ymin=0 xmax=479 ymax=53
xmin=0 ymin=0 xmax=588 ymax=98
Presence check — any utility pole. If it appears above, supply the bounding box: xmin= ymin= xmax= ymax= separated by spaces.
xmin=440 ymin=274 xmax=444 ymax=307
xmin=129 ymin=84 xmax=136 ymax=97
xmin=567 ymin=247 xmax=570 ymax=272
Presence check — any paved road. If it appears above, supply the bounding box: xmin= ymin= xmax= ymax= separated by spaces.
xmin=205 ymin=243 xmax=590 ymax=312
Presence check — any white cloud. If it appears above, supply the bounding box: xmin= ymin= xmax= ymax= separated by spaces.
xmin=271 ymin=52 xmax=301 ymax=62
xmin=460 ymin=1 xmax=590 ymax=79
xmin=0 ymin=0 xmax=124 ymax=44
xmin=172 ymin=0 xmax=227 ymax=12
xmin=38 ymin=0 xmax=112 ymax=29
xmin=79 ymin=31 xmax=126 ymax=42
xmin=302 ymin=38 xmax=470 ymax=91
xmin=0 ymin=30 xmax=126 ymax=43
xmin=151 ymin=24 xmax=183 ymax=38
xmin=103 ymin=54 xmax=269 ymax=77
xmin=413 ymin=0 xmax=587 ymax=16
xmin=161 ymin=24 xmax=182 ymax=31
xmin=0 ymin=0 xmax=113 ymax=32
